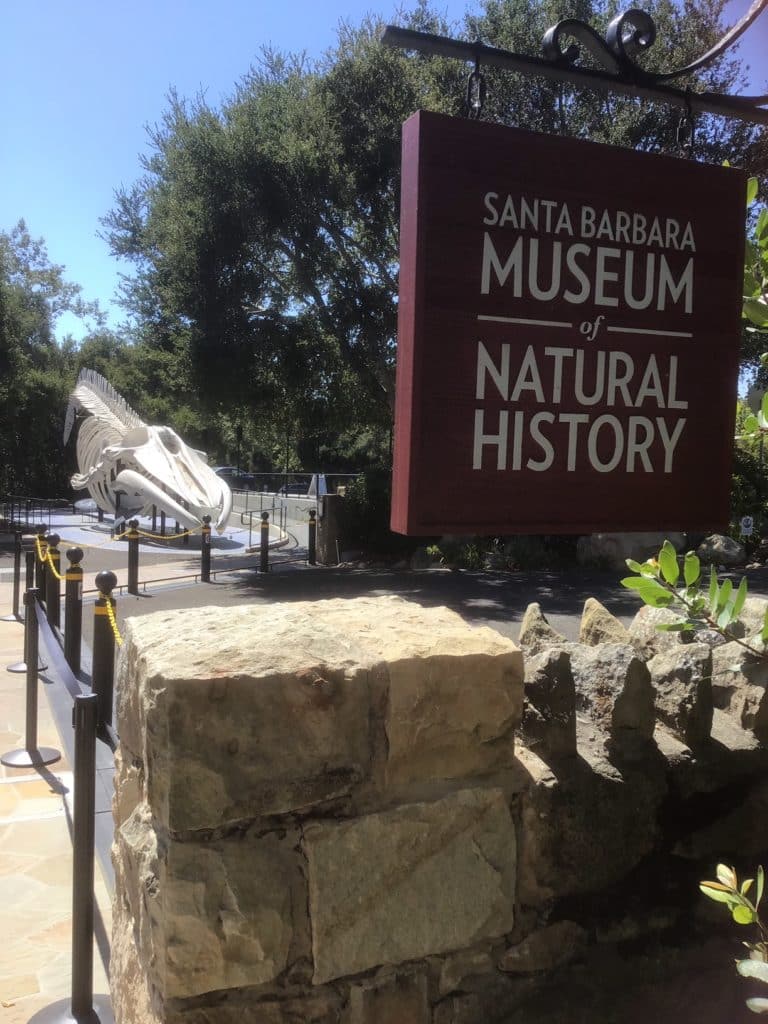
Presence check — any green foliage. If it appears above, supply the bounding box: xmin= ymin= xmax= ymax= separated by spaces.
xmin=102 ymin=0 xmax=764 ymax=442
xmin=342 ymin=468 xmax=412 ymax=555
xmin=621 ymin=540 xmax=767 ymax=653
xmin=701 ymin=864 xmax=768 ymax=1014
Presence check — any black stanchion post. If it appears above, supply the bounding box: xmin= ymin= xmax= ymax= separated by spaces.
xmin=64 ymin=547 xmax=84 ymax=676
xmin=308 ymin=509 xmax=317 ymax=566
xmin=260 ymin=512 xmax=270 ymax=573
xmin=1 ymin=530 xmax=22 ymax=622
xmin=71 ymin=692 xmax=97 ymax=1020
xmin=26 ymin=692 xmax=113 ymax=1024
xmin=45 ymin=533 xmax=61 ymax=630
xmin=35 ymin=524 xmax=48 ymax=593
xmin=201 ymin=515 xmax=212 ymax=583
xmin=24 ymin=533 xmax=36 ymax=593
xmin=152 ymin=504 xmax=157 ymax=533
xmin=127 ymin=519 xmax=140 ymax=596
xmin=92 ymin=571 xmax=117 ymax=732
xmin=1 ymin=590 xmax=60 ymax=768
xmin=160 ymin=509 xmax=166 ymax=537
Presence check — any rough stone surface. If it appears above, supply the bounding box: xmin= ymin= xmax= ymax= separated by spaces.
xmin=576 ymin=532 xmax=685 ymax=570
xmin=736 ymin=595 xmax=768 ymax=637
xmin=115 ymin=804 xmax=306 ymax=1000
xmin=166 ymin=993 xmax=343 ymax=1024
xmin=569 ymin=644 xmax=655 ymax=747
xmin=647 ymin=643 xmax=713 ymax=747
xmin=499 ymin=921 xmax=588 ymax=973
xmin=523 ymin=649 xmax=577 ymax=760
xmin=303 ymin=788 xmax=516 ymax=983
xmin=514 ymin=744 xmax=664 ymax=906
xmin=346 ymin=970 xmax=429 ymax=1024
xmin=116 ymin=596 xmax=522 ymax=829
xmin=627 ymin=605 xmax=690 ymax=661
xmin=711 ymin=641 xmax=768 ymax=741
xmin=438 ymin=949 xmax=496 ymax=996
xmin=518 ymin=603 xmax=566 ymax=656
xmin=673 ymin=778 xmax=768 ymax=859
xmin=696 ymin=533 xmax=746 ymax=566
xmin=579 ymin=598 xmax=631 ymax=647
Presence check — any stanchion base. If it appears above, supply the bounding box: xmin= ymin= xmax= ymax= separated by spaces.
xmin=0 ymin=746 xmax=61 ymax=768
xmin=27 ymin=994 xmax=114 ymax=1024
xmin=6 ymin=659 xmax=49 ymax=674
xmin=0 ymin=613 xmax=21 ymax=623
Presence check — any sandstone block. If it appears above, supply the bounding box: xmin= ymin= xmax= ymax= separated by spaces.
xmin=303 ymin=789 xmax=516 ymax=983
xmin=579 ymin=598 xmax=631 ymax=647
xmin=569 ymin=644 xmax=655 ymax=746
xmin=116 ymin=597 xmax=522 ymax=829
xmin=523 ymin=649 xmax=577 ymax=759
xmin=115 ymin=805 xmax=305 ymax=1000
xmin=347 ymin=970 xmax=429 ymax=1024
xmin=499 ymin=921 xmax=587 ymax=973
xmin=518 ymin=603 xmax=566 ymax=656
xmin=648 ymin=643 xmax=713 ymax=747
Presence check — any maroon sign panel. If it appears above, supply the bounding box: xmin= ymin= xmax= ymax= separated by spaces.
xmin=391 ymin=111 xmax=746 ymax=536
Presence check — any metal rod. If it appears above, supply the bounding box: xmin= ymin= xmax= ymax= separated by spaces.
xmin=201 ymin=515 xmax=212 ymax=583
xmin=71 ymin=693 xmax=98 ymax=1020
xmin=380 ymin=25 xmax=768 ymax=125
xmin=260 ymin=513 xmax=270 ymax=573
xmin=127 ymin=520 xmax=140 ymax=596
xmin=65 ymin=548 xmax=84 ymax=676
xmin=92 ymin=572 xmax=117 ymax=732
xmin=45 ymin=533 xmax=61 ymax=630
xmin=308 ymin=509 xmax=317 ymax=566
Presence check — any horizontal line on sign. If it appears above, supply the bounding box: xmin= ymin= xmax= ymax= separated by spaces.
xmin=477 ymin=315 xmax=573 ymax=328
xmin=607 ymin=326 xmax=693 ymax=338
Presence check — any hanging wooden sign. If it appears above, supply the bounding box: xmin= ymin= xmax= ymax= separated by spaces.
xmin=390 ymin=110 xmax=746 ymax=535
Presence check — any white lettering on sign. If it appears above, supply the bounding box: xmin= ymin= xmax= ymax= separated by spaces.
xmin=472 ymin=341 xmax=688 ymax=475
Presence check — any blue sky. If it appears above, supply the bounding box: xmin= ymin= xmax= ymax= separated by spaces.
xmin=1 ymin=0 xmax=765 ymax=343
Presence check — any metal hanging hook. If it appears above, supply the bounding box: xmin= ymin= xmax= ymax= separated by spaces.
xmin=466 ymin=49 xmax=486 ymax=119
xmin=676 ymin=88 xmax=696 ymax=158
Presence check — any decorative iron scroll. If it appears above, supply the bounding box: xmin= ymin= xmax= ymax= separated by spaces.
xmin=381 ymin=0 xmax=768 ymax=125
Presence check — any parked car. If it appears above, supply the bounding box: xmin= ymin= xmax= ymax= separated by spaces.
xmin=212 ymin=466 xmax=256 ymax=490
xmin=277 ymin=477 xmax=312 ymax=496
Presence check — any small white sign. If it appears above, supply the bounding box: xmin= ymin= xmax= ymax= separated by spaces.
xmin=741 ymin=515 xmax=754 ymax=537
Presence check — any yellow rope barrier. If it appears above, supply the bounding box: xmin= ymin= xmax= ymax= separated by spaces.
xmin=45 ymin=549 xmax=65 ymax=581
xmin=34 ymin=535 xmax=47 ymax=563
xmin=103 ymin=596 xmax=124 ymax=648
xmin=133 ymin=526 xmax=202 ymax=541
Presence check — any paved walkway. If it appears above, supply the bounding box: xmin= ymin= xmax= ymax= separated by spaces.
xmin=0 ymin=592 xmax=111 ymax=1024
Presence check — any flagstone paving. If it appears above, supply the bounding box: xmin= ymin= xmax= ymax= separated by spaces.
xmin=0 ymin=596 xmax=111 ymax=1024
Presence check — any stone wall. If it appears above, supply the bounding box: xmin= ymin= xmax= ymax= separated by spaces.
xmin=111 ymin=594 xmax=768 ymax=1024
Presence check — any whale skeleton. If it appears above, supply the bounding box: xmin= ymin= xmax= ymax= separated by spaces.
xmin=64 ymin=369 xmax=233 ymax=533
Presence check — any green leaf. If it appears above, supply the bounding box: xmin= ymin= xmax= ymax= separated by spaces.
xmin=747 ymin=177 xmax=759 ymax=205
xmin=743 ymin=414 xmax=761 ymax=435
xmin=625 ymin=558 xmax=658 ymax=577
xmin=658 ymin=540 xmax=679 ymax=585
xmin=734 ymin=904 xmax=757 ymax=925
xmin=761 ymin=609 xmax=768 ymax=645
xmin=709 ymin=567 xmax=719 ymax=612
xmin=656 ymin=622 xmax=690 ymax=631
xmin=745 ymin=996 xmax=768 ymax=1014
xmin=745 ymin=298 xmax=768 ymax=328
xmin=758 ymin=866 xmax=764 ymax=909
xmin=620 ymin=577 xmax=674 ymax=607
xmin=743 ymin=878 xmax=755 ymax=897
xmin=734 ymin=577 xmax=749 ymax=619
xmin=717 ymin=578 xmax=733 ymax=614
xmin=700 ymin=881 xmax=738 ymax=904
xmin=683 ymin=551 xmax=700 ymax=588
xmin=758 ymin=207 xmax=768 ymax=247
xmin=738 ymin=959 xmax=768 ymax=983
